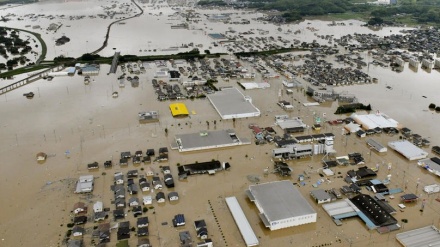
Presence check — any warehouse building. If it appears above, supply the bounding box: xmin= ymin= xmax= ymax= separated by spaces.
xmin=388 ymin=140 xmax=428 ymax=161
xmin=246 ymin=181 xmax=317 ymax=231
xmin=396 ymin=225 xmax=440 ymax=247
xmin=207 ymin=88 xmax=260 ymax=119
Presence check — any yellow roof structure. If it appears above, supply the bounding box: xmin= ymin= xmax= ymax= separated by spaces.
xmin=169 ymin=103 xmax=189 ymax=117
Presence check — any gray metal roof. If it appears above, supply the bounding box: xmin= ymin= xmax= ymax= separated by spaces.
xmin=174 ymin=129 xmax=249 ymax=152
xmin=310 ymin=189 xmax=332 ymax=201
xmin=388 ymin=140 xmax=428 ymax=160
xmin=248 ymin=181 xmax=316 ymax=222
xmin=207 ymin=88 xmax=260 ymax=119
xmin=225 ymin=197 xmax=259 ymax=247
xmin=396 ymin=225 xmax=440 ymax=247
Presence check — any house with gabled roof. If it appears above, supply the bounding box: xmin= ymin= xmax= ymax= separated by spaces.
xmin=138 ymin=227 xmax=149 ymax=237
xmin=93 ymin=201 xmax=103 ymax=213
xmin=168 ymin=192 xmax=179 ymax=201
xmin=162 ymin=166 xmax=171 ymax=174
xmin=128 ymin=197 xmax=140 ymax=207
xmin=194 ymin=219 xmax=208 ymax=239
xmin=152 ymin=176 xmax=163 ymax=190
xmin=133 ymin=205 xmax=142 ymax=217
xmin=119 ymin=158 xmax=129 ymax=166
xmin=73 ymin=215 xmax=87 ymax=225
xmin=145 ymin=167 xmax=155 ymax=177
xmin=143 ymin=195 xmax=153 ymax=205
xmin=67 ymin=239 xmax=83 ymax=247
xmin=114 ymin=173 xmax=124 ymax=185
xmin=156 ymin=192 xmax=166 ymax=203
xmin=128 ymin=184 xmax=139 ymax=195
xmin=115 ymin=198 xmax=126 ymax=208
xmin=127 ymin=170 xmax=139 ymax=178
xmin=138 ymin=238 xmax=151 ymax=247
xmin=72 ymin=226 xmax=84 ymax=237
xmin=164 ymin=174 xmax=175 ymax=188
xmin=117 ymin=221 xmax=130 ymax=240
xmin=137 ymin=216 xmax=149 ymax=228
xmin=73 ymin=202 xmax=87 ymax=214
xmin=113 ymin=209 xmax=125 ymax=220
xmin=139 ymin=178 xmax=150 ymax=192
xmin=179 ymin=230 xmax=193 ymax=247
xmin=133 ymin=156 xmax=142 ymax=164
xmin=115 ymin=188 xmax=126 ymax=199
xmin=98 ymin=223 xmax=110 ymax=243
xmin=94 ymin=211 xmax=106 ymax=222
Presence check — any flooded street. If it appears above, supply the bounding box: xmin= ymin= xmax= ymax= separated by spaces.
xmin=0 ymin=1 xmax=440 ymax=247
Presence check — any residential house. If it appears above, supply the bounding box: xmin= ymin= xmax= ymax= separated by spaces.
xmin=164 ymin=174 xmax=175 ymax=188
xmin=113 ymin=209 xmax=125 ymax=220
xmin=146 ymin=149 xmax=155 ymax=156
xmin=173 ymin=214 xmax=185 ymax=227
xmin=114 ymin=172 xmax=124 ymax=185
xmin=137 ymin=227 xmax=149 ymax=237
xmin=128 ymin=184 xmax=139 ymax=195
xmin=145 ymin=167 xmax=155 ymax=177
xmin=117 ymin=221 xmax=130 ymax=240
xmin=114 ymin=188 xmax=126 ymax=199
xmin=143 ymin=195 xmax=153 ymax=205
xmin=94 ymin=211 xmax=106 ymax=222
xmin=67 ymin=239 xmax=83 ymax=247
xmin=152 ymin=176 xmax=163 ymax=190
xmin=129 ymin=197 xmax=140 ymax=207
xmin=127 ymin=170 xmax=139 ymax=178
xmin=73 ymin=215 xmax=87 ymax=225
xmin=73 ymin=202 xmax=87 ymax=215
xmin=142 ymin=155 xmax=151 ymax=164
xmin=115 ymin=198 xmax=126 ymax=208
xmin=104 ymin=160 xmax=112 ymax=168
xmin=120 ymin=152 xmax=132 ymax=159
xmin=75 ymin=175 xmax=94 ymax=193
xmin=137 ymin=216 xmax=149 ymax=228
xmin=159 ymin=147 xmax=169 ymax=154
xmin=133 ymin=205 xmax=142 ymax=217
xmin=179 ymin=231 xmax=193 ymax=247
xmin=97 ymin=223 xmax=110 ymax=243
xmin=156 ymin=192 xmax=166 ymax=203
xmin=119 ymin=158 xmax=129 ymax=166
xmin=197 ymin=239 xmax=213 ymax=247
xmin=127 ymin=178 xmax=134 ymax=187
xmin=137 ymin=238 xmax=152 ymax=247
xmin=162 ymin=166 xmax=171 ymax=174
xmin=87 ymin=162 xmax=99 ymax=170
xmin=133 ymin=156 xmax=142 ymax=164
xmin=72 ymin=226 xmax=84 ymax=237
xmin=194 ymin=220 xmax=208 ymax=239
xmin=139 ymin=178 xmax=150 ymax=192
xmin=135 ymin=150 xmax=143 ymax=157
xmin=93 ymin=201 xmax=103 ymax=213
xmin=168 ymin=192 xmax=179 ymax=201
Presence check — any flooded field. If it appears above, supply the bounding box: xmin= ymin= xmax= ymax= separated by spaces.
xmin=0 ymin=1 xmax=440 ymax=247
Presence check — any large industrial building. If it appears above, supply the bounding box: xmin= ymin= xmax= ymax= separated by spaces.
xmin=396 ymin=225 xmax=440 ymax=247
xmin=171 ymin=129 xmax=250 ymax=152
xmin=351 ymin=112 xmax=399 ymax=130
xmin=388 ymin=140 xmax=428 ymax=160
xmin=246 ymin=181 xmax=317 ymax=231
xmin=207 ymin=88 xmax=260 ymax=119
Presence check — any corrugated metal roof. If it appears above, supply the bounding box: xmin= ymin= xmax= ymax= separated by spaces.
xmin=225 ymin=197 xmax=259 ymax=247
xmin=396 ymin=225 xmax=440 ymax=247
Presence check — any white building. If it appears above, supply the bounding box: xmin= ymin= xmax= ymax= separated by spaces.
xmin=75 ymin=175 xmax=94 ymax=193
xmin=246 ymin=181 xmax=317 ymax=230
